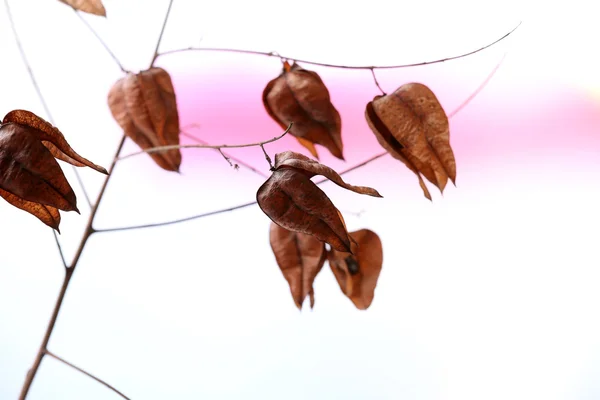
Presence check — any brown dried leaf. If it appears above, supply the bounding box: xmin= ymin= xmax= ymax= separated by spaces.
xmin=328 ymin=229 xmax=383 ymax=310
xmin=262 ymin=61 xmax=344 ymax=160
xmin=365 ymin=83 xmax=456 ymax=200
xmin=58 ymin=0 xmax=106 ymax=16
xmin=257 ymin=152 xmax=381 ymax=253
xmin=269 ymin=222 xmax=326 ymax=309
xmin=0 ymin=110 xmax=107 ymax=230
xmin=108 ymin=67 xmax=182 ymax=172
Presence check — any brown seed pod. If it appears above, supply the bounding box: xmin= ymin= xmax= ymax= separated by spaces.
xmin=263 ymin=61 xmax=344 ymax=160
xmin=0 ymin=110 xmax=108 ymax=230
xmin=328 ymin=229 xmax=383 ymax=310
xmin=365 ymin=82 xmax=456 ymax=200
xmin=256 ymin=151 xmax=381 ymax=253
xmin=108 ymin=67 xmax=182 ymax=172
xmin=269 ymin=222 xmax=327 ymax=309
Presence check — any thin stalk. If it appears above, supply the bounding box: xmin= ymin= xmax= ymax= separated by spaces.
xmin=18 ymin=267 xmax=73 ymax=400
xmin=156 ymin=22 xmax=521 ymax=70
xmin=73 ymin=10 xmax=128 ymax=73
xmin=150 ymin=0 xmax=174 ymax=67
xmin=117 ymin=123 xmax=292 ymax=162
xmin=45 ymin=350 xmax=131 ymax=400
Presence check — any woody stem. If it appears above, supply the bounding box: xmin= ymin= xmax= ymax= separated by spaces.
xmin=18 ymin=136 xmax=127 ymax=400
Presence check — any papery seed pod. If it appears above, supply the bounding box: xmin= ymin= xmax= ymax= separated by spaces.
xmin=328 ymin=229 xmax=383 ymax=310
xmin=58 ymin=0 xmax=106 ymax=16
xmin=263 ymin=61 xmax=344 ymax=160
xmin=256 ymin=151 xmax=381 ymax=253
xmin=0 ymin=110 xmax=108 ymax=230
xmin=365 ymin=82 xmax=456 ymax=200
xmin=108 ymin=67 xmax=182 ymax=172
xmin=269 ymin=222 xmax=327 ymax=309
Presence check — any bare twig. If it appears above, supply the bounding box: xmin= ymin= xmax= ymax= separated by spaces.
xmin=180 ymin=130 xmax=267 ymax=177
xmin=116 ymin=123 xmax=292 ymax=163
xmin=150 ymin=0 xmax=174 ymax=67
xmin=52 ymin=231 xmax=68 ymax=269
xmin=73 ymin=10 xmax=128 ymax=73
xmin=156 ymin=22 xmax=521 ymax=70
xmin=45 ymin=350 xmax=131 ymax=400
xmin=74 ymin=168 xmax=93 ymax=209
xmin=370 ymin=68 xmax=386 ymax=95
xmin=95 ymin=199 xmax=258 ymax=233
xmin=18 ymin=136 xmax=127 ymax=400
xmin=96 ymin=52 xmax=506 ymax=234
xmin=261 ymin=143 xmax=274 ymax=170
xmin=447 ymin=52 xmax=507 ymax=118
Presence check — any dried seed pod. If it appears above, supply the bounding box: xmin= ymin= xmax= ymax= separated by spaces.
xmin=0 ymin=110 xmax=108 ymax=230
xmin=108 ymin=67 xmax=182 ymax=172
xmin=257 ymin=151 xmax=381 ymax=253
xmin=263 ymin=61 xmax=344 ymax=160
xmin=365 ymin=82 xmax=456 ymax=200
xmin=328 ymin=229 xmax=383 ymax=310
xmin=58 ymin=0 xmax=106 ymax=16
xmin=269 ymin=222 xmax=327 ymax=309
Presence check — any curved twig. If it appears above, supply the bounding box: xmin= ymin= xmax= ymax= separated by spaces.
xmin=73 ymin=10 xmax=128 ymax=73
xmin=45 ymin=350 xmax=131 ymax=400
xmin=180 ymin=130 xmax=268 ymax=177
xmin=156 ymin=22 xmax=521 ymax=70
xmin=116 ymin=123 xmax=292 ymax=162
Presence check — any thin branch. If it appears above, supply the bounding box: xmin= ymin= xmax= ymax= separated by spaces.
xmin=180 ymin=130 xmax=267 ymax=177
xmin=261 ymin=143 xmax=274 ymax=170
xmin=19 ymin=267 xmax=73 ymax=400
xmin=447 ymin=52 xmax=507 ymax=118
xmin=95 ymin=52 xmax=506 ymax=234
xmin=95 ymin=200 xmax=258 ymax=233
xmin=52 ymin=231 xmax=68 ymax=269
xmin=73 ymin=10 xmax=128 ymax=73
xmin=74 ymin=168 xmax=93 ymax=209
xmin=150 ymin=0 xmax=174 ymax=67
xmin=117 ymin=123 xmax=292 ymax=162
xmin=18 ymin=135 xmax=127 ymax=400
xmin=370 ymin=68 xmax=386 ymax=95
xmin=45 ymin=350 xmax=131 ymax=400
xmin=156 ymin=22 xmax=521 ymax=70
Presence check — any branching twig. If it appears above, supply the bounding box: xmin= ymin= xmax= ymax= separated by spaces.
xmin=116 ymin=123 xmax=293 ymax=164
xmin=45 ymin=350 xmax=131 ymax=400
xmin=96 ymin=52 xmax=507 ymax=233
xmin=180 ymin=130 xmax=267 ymax=177
xmin=370 ymin=68 xmax=386 ymax=95
xmin=73 ymin=10 xmax=128 ymax=73
xmin=156 ymin=22 xmax=521 ymax=70
xmin=18 ymin=136 xmax=127 ymax=400
xmin=150 ymin=0 xmax=174 ymax=67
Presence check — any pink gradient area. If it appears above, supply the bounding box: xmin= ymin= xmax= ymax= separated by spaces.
xmin=155 ymin=50 xmax=600 ymax=189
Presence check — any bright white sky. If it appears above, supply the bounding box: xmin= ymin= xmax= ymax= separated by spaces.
xmin=1 ymin=1 xmax=600 ymax=399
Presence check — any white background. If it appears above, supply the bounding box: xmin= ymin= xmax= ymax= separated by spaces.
xmin=1 ymin=0 xmax=600 ymax=399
